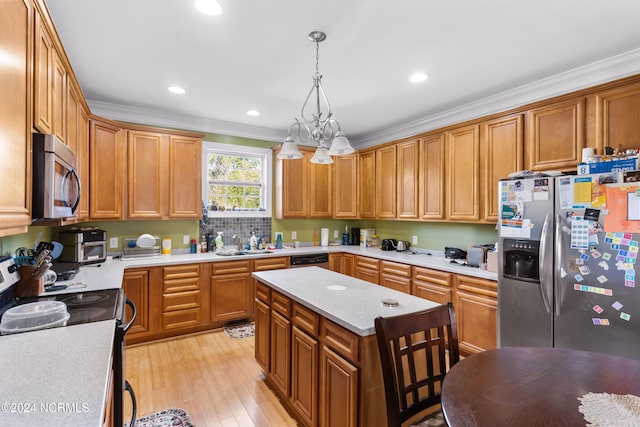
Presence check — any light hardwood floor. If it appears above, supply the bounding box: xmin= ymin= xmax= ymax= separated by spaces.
xmin=123 ymin=329 xmax=297 ymax=427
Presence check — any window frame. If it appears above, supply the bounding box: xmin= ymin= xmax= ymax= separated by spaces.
xmin=202 ymin=141 xmax=273 ymax=218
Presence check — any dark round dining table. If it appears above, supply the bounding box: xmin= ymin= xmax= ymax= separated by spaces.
xmin=441 ymin=347 xmax=640 ymax=426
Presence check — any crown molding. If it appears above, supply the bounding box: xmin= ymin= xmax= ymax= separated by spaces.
xmin=88 ymin=48 xmax=640 ymax=148
xmin=87 ymin=100 xmax=285 ymax=143
xmin=352 ymin=48 xmax=640 ymax=149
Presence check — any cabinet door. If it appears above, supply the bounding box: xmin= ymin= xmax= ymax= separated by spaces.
xmin=379 ymin=261 xmax=412 ymax=293
xmin=412 ymin=267 xmax=453 ymax=304
xmin=66 ymin=79 xmax=79 ymax=155
xmin=329 ymin=253 xmax=344 ymax=274
xmin=270 ymin=310 xmax=291 ymax=397
xmin=254 ymin=298 xmax=270 ymax=372
xmin=454 ymin=275 xmax=497 ymax=355
xmin=0 ymin=0 xmax=32 ymax=233
xmin=310 ymin=161 xmax=332 ymax=218
xmin=595 ymin=82 xmax=640 ymax=153
xmin=291 ymin=326 xmax=318 ymax=426
xmin=51 ymin=48 xmax=66 ymax=143
xmin=169 ymin=135 xmax=202 ymax=218
xmin=482 ymin=114 xmax=523 ymax=222
xmin=446 ymin=124 xmax=480 ymax=221
xmin=211 ymin=272 xmax=252 ymax=323
xmin=34 ymin=9 xmax=52 ymax=134
xmin=526 ymin=97 xmax=585 ymax=171
xmin=419 ymin=133 xmax=446 ymax=220
xmin=357 ymin=150 xmax=376 ymax=219
xmin=127 ymin=130 xmax=165 ymax=219
xmin=343 ymin=254 xmax=355 ymax=277
xmin=90 ymin=118 xmax=124 ymax=219
xmin=75 ymin=106 xmax=90 ymax=220
xmin=319 ymin=345 xmax=358 ymax=427
xmin=122 ymin=269 xmax=150 ymax=338
xmin=375 ymin=145 xmax=397 ymax=218
xmin=397 ymin=139 xmax=419 ymax=219
xmin=333 ymin=154 xmax=358 ymax=218
xmin=279 ymin=152 xmax=309 ymax=218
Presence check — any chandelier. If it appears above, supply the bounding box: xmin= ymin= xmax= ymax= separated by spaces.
xmin=278 ymin=31 xmax=355 ymax=164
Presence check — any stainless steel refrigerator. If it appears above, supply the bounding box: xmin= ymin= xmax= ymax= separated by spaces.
xmin=498 ymin=172 xmax=640 ymax=360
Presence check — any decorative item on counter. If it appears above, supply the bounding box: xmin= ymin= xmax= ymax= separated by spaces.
xmin=162 ymin=238 xmax=172 ymax=255
xmin=190 ymin=239 xmax=197 ymax=254
xmin=313 ymin=230 xmax=319 ymax=246
xmin=215 ymin=232 xmax=224 ymax=251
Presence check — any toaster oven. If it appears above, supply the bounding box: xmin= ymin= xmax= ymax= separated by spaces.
xmin=58 ymin=229 xmax=107 ymax=264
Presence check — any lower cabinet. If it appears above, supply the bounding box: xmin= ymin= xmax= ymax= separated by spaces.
xmin=161 ymin=264 xmax=206 ymax=331
xmin=122 ymin=268 xmax=151 ymax=341
xmin=379 ymin=261 xmax=411 ymax=293
xmin=254 ymin=288 xmax=271 ymax=372
xmin=292 ymin=325 xmax=318 ymax=426
xmin=210 ymin=260 xmax=253 ymax=323
xmin=411 ymin=266 xmax=453 ymax=304
xmin=354 ymin=256 xmax=379 ymax=285
xmin=453 ymin=274 xmax=497 ymax=355
xmin=319 ymin=346 xmax=358 ymax=427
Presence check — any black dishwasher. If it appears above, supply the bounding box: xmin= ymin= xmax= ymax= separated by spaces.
xmin=290 ymin=253 xmax=330 ymax=269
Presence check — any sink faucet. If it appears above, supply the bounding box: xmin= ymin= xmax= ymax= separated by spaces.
xmin=231 ymin=234 xmax=240 ymax=251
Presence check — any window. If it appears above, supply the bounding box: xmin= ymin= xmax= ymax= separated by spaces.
xmin=202 ymin=142 xmax=272 ymax=217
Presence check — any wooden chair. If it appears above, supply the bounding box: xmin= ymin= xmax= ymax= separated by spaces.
xmin=374 ymin=303 xmax=460 ymax=427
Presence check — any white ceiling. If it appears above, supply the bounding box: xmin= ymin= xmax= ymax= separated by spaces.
xmin=45 ymin=0 xmax=640 ymax=147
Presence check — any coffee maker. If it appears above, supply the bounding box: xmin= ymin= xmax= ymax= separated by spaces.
xmin=350 ymin=227 xmax=360 ymax=245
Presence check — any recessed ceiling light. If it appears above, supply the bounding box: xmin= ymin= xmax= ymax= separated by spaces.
xmin=246 ymin=110 xmax=260 ymax=117
xmin=195 ymin=0 xmax=223 ymax=16
xmin=168 ymin=86 xmax=186 ymax=94
xmin=409 ymin=72 xmax=429 ymax=83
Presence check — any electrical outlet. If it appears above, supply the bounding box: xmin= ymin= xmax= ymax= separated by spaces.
xmin=292 ymin=231 xmax=297 ymax=240
xmin=109 ymin=237 xmax=118 ymax=249
xmin=183 ymin=235 xmax=190 ymax=245
xmin=412 ymin=235 xmax=418 ymax=245
xmin=333 ymin=230 xmax=339 ymax=238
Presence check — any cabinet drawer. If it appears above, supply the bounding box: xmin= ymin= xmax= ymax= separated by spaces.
xmin=163 ymin=290 xmax=200 ymax=312
xmin=253 ymin=257 xmax=290 ymax=271
xmin=413 ymin=266 xmax=453 ymax=287
xmin=381 ymin=260 xmax=411 ymax=277
xmin=272 ymin=291 xmax=291 ymax=318
xmin=162 ymin=308 xmax=200 ymax=330
xmin=255 ymin=281 xmax=271 ymax=304
xmin=455 ymin=274 xmax=498 ymax=299
xmin=211 ymin=260 xmax=251 ymax=275
xmin=292 ymin=302 xmax=320 ymax=336
xmin=321 ymin=318 xmax=359 ymax=362
xmin=356 ymin=256 xmax=379 ymax=271
xmin=162 ymin=264 xmax=200 ymax=293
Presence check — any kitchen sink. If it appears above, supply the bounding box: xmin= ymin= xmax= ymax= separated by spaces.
xmin=214 ymin=249 xmax=273 ymax=256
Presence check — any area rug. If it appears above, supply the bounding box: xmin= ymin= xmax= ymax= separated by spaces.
xmin=223 ymin=321 xmax=255 ymax=339
xmin=125 ymin=408 xmax=193 ymax=427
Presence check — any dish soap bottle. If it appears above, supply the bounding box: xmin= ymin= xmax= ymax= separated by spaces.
xmin=215 ymin=232 xmax=224 ymax=251
xmin=250 ymin=232 xmax=258 ymax=250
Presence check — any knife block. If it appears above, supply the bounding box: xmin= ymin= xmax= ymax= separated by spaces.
xmin=15 ymin=265 xmax=44 ymax=297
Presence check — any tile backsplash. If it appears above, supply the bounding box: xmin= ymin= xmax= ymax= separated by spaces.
xmin=201 ymin=217 xmax=272 ymax=249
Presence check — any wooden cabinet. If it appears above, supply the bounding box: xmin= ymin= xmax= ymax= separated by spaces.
xmin=333 ymin=154 xmax=358 ymax=218
xmin=526 ymin=97 xmax=585 ymax=171
xmin=0 ymin=0 xmax=33 ymax=235
xmin=319 ymin=345 xmax=358 ymax=427
xmin=446 ymin=124 xmax=480 ymax=221
xmin=454 ymin=274 xmax=497 ymax=355
xmin=354 ymin=256 xmax=379 ymax=285
xmin=275 ymin=147 xmax=332 ymax=218
xmin=595 ymin=81 xmax=640 ymax=153
xmin=396 ymin=139 xmax=420 ymax=219
xmin=127 ymin=129 xmax=202 ymax=220
xmin=33 ymin=7 xmax=53 ymax=134
xmin=412 ymin=267 xmax=453 ymax=305
xmin=481 ymin=114 xmax=524 ymax=222
xmin=254 ymin=282 xmax=271 ymax=372
xmin=90 ymin=116 xmax=124 ymax=219
xmin=379 ymin=260 xmax=412 ymax=293
xmin=75 ymin=106 xmax=90 ymax=219
xmin=270 ymin=293 xmax=292 ymax=397
xmin=375 ymin=145 xmax=397 ymax=218
xmin=419 ymin=133 xmax=446 ymax=220
xmin=161 ymin=264 xmax=206 ymax=331
xmin=122 ymin=268 xmax=151 ymax=342
xmin=357 ymin=150 xmax=376 ymax=219
xmin=331 ymin=253 xmax=356 ymax=276
xmin=51 ymin=48 xmax=66 ymax=143
xmin=291 ymin=303 xmax=320 ymax=426
xmin=210 ymin=260 xmax=252 ymax=323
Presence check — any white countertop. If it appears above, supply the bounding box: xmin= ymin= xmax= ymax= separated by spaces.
xmin=0 ymin=320 xmax=115 ymax=427
xmin=253 ymin=266 xmax=440 ymax=336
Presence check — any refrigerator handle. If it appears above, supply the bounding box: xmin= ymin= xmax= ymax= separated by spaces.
xmin=539 ymin=212 xmax=553 ymax=314
xmin=554 ymin=214 xmax=563 ymax=316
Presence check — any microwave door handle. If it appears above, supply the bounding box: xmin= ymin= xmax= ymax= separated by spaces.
xmin=538 ymin=212 xmax=552 ymax=314
xmin=70 ymin=169 xmax=81 ymax=214
xmin=60 ymin=169 xmax=72 ymax=208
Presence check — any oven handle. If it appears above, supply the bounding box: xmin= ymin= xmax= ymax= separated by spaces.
xmin=125 ymin=380 xmax=137 ymax=427
xmin=124 ymin=298 xmax=137 ymax=334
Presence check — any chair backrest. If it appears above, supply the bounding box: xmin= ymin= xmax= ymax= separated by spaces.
xmin=375 ymin=302 xmax=460 ymax=427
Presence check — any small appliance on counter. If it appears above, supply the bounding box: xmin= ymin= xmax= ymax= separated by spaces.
xmin=58 ymin=228 xmax=107 ymax=265
xmin=396 ymin=240 xmax=411 ymax=252
xmin=444 ymin=247 xmax=467 ymax=263
xmin=466 ymin=244 xmax=495 ymax=267
xmin=381 ymin=239 xmax=397 ymax=251
xmin=350 ymin=227 xmax=360 ymax=245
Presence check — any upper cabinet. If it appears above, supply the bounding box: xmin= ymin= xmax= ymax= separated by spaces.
xmin=446 ymin=124 xmax=480 ymax=221
xmin=525 ymin=97 xmax=585 ymax=171
xmin=396 ymin=139 xmax=419 ymax=219
xmin=0 ymin=0 xmax=33 ymax=235
xmin=168 ymin=135 xmax=202 ymax=218
xmin=274 ymin=146 xmax=332 ymax=219
xmin=357 ymin=150 xmax=376 ymax=219
xmin=595 ymin=81 xmax=640 ymax=153
xmin=90 ymin=116 xmax=124 ymax=220
xmin=481 ymin=114 xmax=523 ymax=222
xmin=332 ymin=154 xmax=358 ymax=219
xmin=419 ymin=133 xmax=446 ymax=220
xmin=375 ymin=144 xmax=397 ymax=218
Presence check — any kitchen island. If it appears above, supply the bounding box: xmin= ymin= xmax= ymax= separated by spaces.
xmin=252 ymin=266 xmax=439 ymax=427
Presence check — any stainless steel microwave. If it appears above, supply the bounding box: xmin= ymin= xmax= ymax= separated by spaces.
xmin=32 ymin=133 xmax=81 ymax=220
